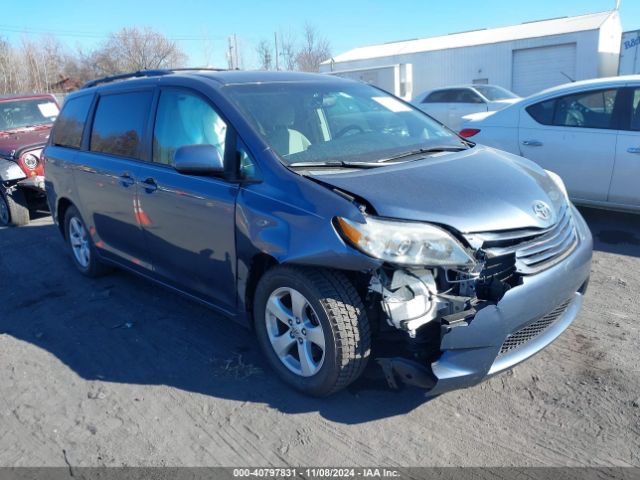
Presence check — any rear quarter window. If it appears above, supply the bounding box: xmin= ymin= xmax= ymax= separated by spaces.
xmin=51 ymin=95 xmax=93 ymax=149
xmin=526 ymin=99 xmax=555 ymax=125
xmin=90 ymin=91 xmax=153 ymax=159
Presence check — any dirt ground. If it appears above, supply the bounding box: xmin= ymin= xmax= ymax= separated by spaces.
xmin=0 ymin=207 xmax=638 ymax=467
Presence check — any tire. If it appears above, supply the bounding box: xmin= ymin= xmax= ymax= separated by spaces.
xmin=0 ymin=188 xmax=30 ymax=226
xmin=254 ymin=265 xmax=370 ymax=397
xmin=64 ymin=205 xmax=110 ymax=277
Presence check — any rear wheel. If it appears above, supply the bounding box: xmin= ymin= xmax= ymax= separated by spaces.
xmin=0 ymin=188 xmax=30 ymax=226
xmin=254 ymin=266 xmax=370 ymax=396
xmin=64 ymin=205 xmax=110 ymax=277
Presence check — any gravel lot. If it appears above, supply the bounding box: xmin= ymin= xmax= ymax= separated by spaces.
xmin=0 ymin=207 xmax=638 ymax=467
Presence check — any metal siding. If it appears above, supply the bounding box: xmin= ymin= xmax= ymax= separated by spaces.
xmin=323 ymin=30 xmax=601 ymax=99
xmin=512 ymin=43 xmax=577 ymax=96
xmin=330 ymin=66 xmax=398 ymax=94
xmin=326 ymin=12 xmax=611 ymax=63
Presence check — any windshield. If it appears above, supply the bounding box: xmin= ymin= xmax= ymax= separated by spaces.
xmin=0 ymin=98 xmax=59 ymax=132
xmin=225 ymin=81 xmax=464 ymax=165
xmin=474 ymin=86 xmax=519 ymax=101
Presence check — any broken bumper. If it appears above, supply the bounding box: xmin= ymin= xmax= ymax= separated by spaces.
xmin=17 ymin=175 xmax=46 ymax=191
xmin=391 ymin=206 xmax=593 ymax=395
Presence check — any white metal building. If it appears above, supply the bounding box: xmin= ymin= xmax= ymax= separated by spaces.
xmin=320 ymin=11 xmax=622 ymax=99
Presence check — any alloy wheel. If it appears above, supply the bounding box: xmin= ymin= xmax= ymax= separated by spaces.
xmin=265 ymin=287 xmax=326 ymax=377
xmin=69 ymin=216 xmax=90 ymax=268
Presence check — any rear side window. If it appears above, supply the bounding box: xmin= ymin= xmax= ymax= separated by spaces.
xmin=630 ymin=89 xmax=640 ymax=131
xmin=152 ymin=90 xmax=227 ymax=166
xmin=423 ymin=90 xmax=450 ymax=103
xmin=553 ymin=89 xmax=617 ymax=129
xmin=52 ymin=95 xmax=92 ymax=148
xmin=90 ymin=91 xmax=153 ymax=158
xmin=424 ymin=89 xmax=482 ymax=104
xmin=527 ymin=89 xmax=619 ymax=129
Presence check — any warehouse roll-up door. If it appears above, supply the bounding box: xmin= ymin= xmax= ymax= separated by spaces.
xmin=512 ymin=43 xmax=577 ymax=96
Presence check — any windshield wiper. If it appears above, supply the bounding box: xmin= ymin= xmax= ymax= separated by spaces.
xmin=378 ymin=145 xmax=468 ymax=163
xmin=288 ymin=160 xmax=381 ymax=169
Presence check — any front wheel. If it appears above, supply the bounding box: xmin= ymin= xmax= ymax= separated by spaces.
xmin=254 ymin=266 xmax=370 ymax=396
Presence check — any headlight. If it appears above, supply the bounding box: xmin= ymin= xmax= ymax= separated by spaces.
xmin=335 ymin=216 xmax=475 ymax=267
xmin=545 ymin=169 xmax=568 ymax=201
xmin=22 ymin=153 xmax=39 ymax=170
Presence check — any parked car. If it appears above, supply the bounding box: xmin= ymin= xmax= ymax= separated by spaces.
xmin=412 ymin=85 xmax=520 ymax=131
xmin=0 ymin=94 xmax=59 ymax=226
xmin=460 ymin=76 xmax=640 ymax=212
xmin=44 ymin=70 xmax=592 ymax=397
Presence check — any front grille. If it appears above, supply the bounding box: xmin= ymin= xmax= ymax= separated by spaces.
xmin=498 ymin=298 xmax=572 ymax=356
xmin=469 ymin=206 xmax=578 ymax=275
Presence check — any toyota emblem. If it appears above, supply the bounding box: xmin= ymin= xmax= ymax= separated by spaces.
xmin=533 ymin=201 xmax=553 ymax=221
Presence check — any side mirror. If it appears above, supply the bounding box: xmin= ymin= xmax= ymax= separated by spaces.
xmin=174 ymin=144 xmax=224 ymax=175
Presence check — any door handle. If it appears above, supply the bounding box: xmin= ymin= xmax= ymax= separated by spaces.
xmin=140 ymin=177 xmax=158 ymax=193
xmin=522 ymin=140 xmax=543 ymax=147
xmin=119 ymin=172 xmax=135 ymax=187
xmin=627 ymin=147 xmax=640 ymax=154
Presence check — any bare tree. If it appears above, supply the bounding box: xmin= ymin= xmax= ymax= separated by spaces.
xmin=278 ymin=30 xmax=297 ymax=71
xmin=201 ymin=28 xmax=215 ymax=67
xmin=92 ymin=27 xmax=187 ymax=75
xmin=255 ymin=39 xmax=273 ymax=70
xmin=0 ymin=37 xmax=17 ymax=94
xmin=295 ymin=23 xmax=331 ymax=72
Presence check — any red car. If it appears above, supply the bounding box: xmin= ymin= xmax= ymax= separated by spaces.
xmin=0 ymin=93 xmax=60 ymax=226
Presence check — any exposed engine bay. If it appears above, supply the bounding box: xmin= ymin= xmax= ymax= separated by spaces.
xmin=366 ymin=251 xmax=522 ymax=389
xmin=369 ymin=253 xmax=520 ymax=335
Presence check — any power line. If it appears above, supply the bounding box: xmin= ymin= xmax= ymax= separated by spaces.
xmin=0 ymin=24 xmax=228 ymax=41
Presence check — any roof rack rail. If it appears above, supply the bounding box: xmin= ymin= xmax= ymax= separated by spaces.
xmin=81 ymin=67 xmax=231 ymax=89
xmin=81 ymin=69 xmax=170 ymax=89
xmin=169 ymin=67 xmax=229 ymax=72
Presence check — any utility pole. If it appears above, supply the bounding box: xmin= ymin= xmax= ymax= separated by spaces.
xmin=234 ymin=34 xmax=239 ymax=69
xmin=274 ymin=32 xmax=280 ymax=70
xmin=227 ymin=36 xmax=234 ymax=69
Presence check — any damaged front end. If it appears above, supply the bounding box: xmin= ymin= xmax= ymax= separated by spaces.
xmin=334 ymin=212 xmax=523 ymax=392
xmin=332 ymin=196 xmax=592 ymax=395
xmin=368 ymin=252 xmax=520 ymax=390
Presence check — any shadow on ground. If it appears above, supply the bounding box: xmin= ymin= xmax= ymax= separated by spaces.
xmin=578 ymin=206 xmax=640 ymax=258
xmin=0 ymin=220 xmax=429 ymax=425
xmin=0 ymin=206 xmax=637 ymax=424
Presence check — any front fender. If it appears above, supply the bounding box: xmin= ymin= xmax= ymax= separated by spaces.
xmin=236 ymin=187 xmax=378 ymax=271
xmin=234 ymin=181 xmax=382 ymax=314
xmin=0 ymin=158 xmax=27 ymax=183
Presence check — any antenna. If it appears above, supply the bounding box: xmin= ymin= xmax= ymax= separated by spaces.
xmin=615 ymin=0 xmax=621 ymax=10
xmin=560 ymin=71 xmax=575 ymax=83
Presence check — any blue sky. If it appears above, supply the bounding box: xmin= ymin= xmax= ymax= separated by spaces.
xmin=2 ymin=0 xmax=639 ymax=68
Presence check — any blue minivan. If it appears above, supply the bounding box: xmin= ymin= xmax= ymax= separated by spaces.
xmin=44 ymin=70 xmax=592 ymax=397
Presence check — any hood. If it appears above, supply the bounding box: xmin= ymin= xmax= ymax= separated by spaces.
xmin=309 ymin=146 xmax=566 ymax=233
xmin=0 ymin=126 xmax=51 ymax=159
